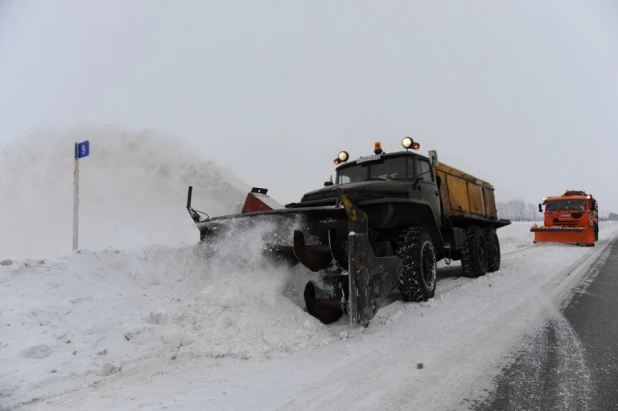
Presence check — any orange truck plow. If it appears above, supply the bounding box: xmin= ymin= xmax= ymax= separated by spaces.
xmin=531 ymin=190 xmax=599 ymax=246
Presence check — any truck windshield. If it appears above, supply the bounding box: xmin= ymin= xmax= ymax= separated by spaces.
xmin=336 ymin=157 xmax=411 ymax=184
xmin=546 ymin=199 xmax=587 ymax=212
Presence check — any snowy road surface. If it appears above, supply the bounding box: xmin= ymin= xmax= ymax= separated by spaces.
xmin=2 ymin=221 xmax=618 ymax=411
xmin=476 ymin=234 xmax=618 ymax=411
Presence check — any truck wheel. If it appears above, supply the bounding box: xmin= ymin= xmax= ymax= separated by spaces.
xmin=484 ymin=227 xmax=501 ymax=272
xmin=594 ymin=223 xmax=599 ymax=241
xmin=462 ymin=226 xmax=488 ymax=278
xmin=395 ymin=227 xmax=437 ymax=302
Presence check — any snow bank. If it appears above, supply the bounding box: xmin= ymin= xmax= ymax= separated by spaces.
xmin=0 ymin=229 xmax=333 ymax=401
xmin=0 ymin=128 xmax=337 ymax=403
xmin=495 ymin=221 xmax=536 ymax=254
xmin=0 ymin=125 xmax=250 ymax=258
xmin=17 ymin=221 xmax=615 ymax=411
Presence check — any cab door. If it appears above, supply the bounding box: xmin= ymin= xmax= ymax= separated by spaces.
xmin=415 ymin=157 xmax=441 ymax=225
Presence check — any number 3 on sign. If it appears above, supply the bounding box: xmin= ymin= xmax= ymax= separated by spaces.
xmin=77 ymin=140 xmax=90 ymax=159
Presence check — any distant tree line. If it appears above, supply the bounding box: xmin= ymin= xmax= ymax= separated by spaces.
xmin=496 ymin=199 xmax=542 ymax=222
xmin=594 ymin=211 xmax=617 ymax=221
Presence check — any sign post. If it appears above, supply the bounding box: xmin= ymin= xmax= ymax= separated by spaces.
xmin=73 ymin=140 xmax=90 ymax=251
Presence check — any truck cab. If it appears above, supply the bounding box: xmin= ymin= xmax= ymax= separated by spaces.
xmin=325 ymin=145 xmax=442 ymax=227
xmin=532 ymin=190 xmax=599 ymax=245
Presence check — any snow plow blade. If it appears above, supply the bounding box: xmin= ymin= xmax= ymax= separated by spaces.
xmin=241 ymin=187 xmax=285 ymax=213
xmin=186 ymin=186 xmax=404 ymax=327
xmin=530 ymin=225 xmax=596 ymax=246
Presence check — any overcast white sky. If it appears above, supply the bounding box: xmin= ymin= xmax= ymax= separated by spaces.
xmin=1 ymin=0 xmax=617 ymax=209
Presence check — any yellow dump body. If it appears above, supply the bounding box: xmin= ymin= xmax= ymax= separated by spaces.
xmin=434 ymin=162 xmax=498 ymax=219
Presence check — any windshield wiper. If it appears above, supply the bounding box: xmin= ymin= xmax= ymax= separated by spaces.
xmin=410 ymin=170 xmax=432 ymax=186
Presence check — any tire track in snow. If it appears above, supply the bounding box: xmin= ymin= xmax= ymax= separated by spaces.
xmin=478 ymin=315 xmax=592 ymax=411
xmin=551 ymin=315 xmax=593 ymax=411
xmin=505 ymin=237 xmax=618 ymax=411
xmin=473 ymin=236 xmax=618 ymax=411
xmin=435 ymin=275 xmax=472 ymax=295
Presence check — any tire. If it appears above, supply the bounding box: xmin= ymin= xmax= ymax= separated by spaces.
xmin=395 ymin=227 xmax=437 ymax=302
xmin=484 ymin=226 xmax=501 ymax=272
xmin=461 ymin=225 xmax=488 ymax=278
xmin=594 ymin=223 xmax=599 ymax=241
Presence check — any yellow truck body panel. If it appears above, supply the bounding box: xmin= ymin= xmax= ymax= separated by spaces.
xmin=434 ymin=162 xmax=498 ymax=219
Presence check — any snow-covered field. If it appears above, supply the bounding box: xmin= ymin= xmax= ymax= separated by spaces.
xmin=2 ymin=128 xmax=617 ymax=411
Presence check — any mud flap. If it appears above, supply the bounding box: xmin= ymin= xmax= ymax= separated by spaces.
xmin=337 ymin=189 xmax=403 ymax=327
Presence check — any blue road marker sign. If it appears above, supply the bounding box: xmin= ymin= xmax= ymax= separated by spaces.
xmin=76 ymin=140 xmax=90 ymax=159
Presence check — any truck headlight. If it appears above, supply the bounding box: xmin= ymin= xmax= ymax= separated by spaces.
xmin=402 ymin=137 xmax=420 ymax=150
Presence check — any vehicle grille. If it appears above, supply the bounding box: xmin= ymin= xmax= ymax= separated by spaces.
xmin=553 ymin=219 xmax=580 ymax=227
xmin=359 ymin=192 xmax=408 ymax=200
xmin=300 ymin=191 xmax=408 ymax=204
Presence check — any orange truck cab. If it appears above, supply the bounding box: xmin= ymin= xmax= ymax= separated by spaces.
xmin=531 ymin=190 xmax=599 ymax=246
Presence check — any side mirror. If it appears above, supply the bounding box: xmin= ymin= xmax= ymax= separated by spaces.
xmin=428 ymin=150 xmax=439 ymax=167
xmin=538 ymin=203 xmax=543 ymax=213
xmin=324 ymin=175 xmax=334 ymax=186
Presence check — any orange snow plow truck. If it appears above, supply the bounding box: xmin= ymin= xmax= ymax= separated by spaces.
xmin=531 ymin=190 xmax=599 ymax=246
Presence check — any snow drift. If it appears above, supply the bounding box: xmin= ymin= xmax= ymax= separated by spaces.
xmin=0 ymin=241 xmax=333 ymax=400
xmin=0 ymin=125 xmax=335 ymax=405
xmin=0 ymin=125 xmax=250 ymax=258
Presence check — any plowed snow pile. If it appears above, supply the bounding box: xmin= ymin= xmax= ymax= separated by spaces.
xmin=0 ymin=125 xmax=249 ymax=258
xmin=0 ymin=126 xmax=332 ymax=404
xmin=0 ymin=240 xmax=331 ymax=398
